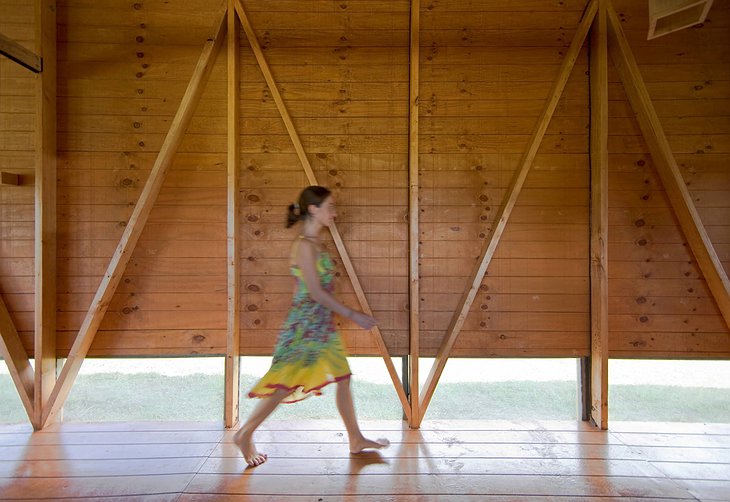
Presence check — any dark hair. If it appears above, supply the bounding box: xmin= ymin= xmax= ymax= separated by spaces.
xmin=286 ymin=185 xmax=332 ymax=228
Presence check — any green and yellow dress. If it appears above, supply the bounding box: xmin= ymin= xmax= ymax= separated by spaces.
xmin=248 ymin=236 xmax=352 ymax=403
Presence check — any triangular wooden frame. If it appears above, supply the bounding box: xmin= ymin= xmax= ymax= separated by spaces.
xmin=414 ymin=0 xmax=730 ymax=426
xmin=232 ymin=0 xmax=412 ymax=421
xmin=415 ymin=0 xmax=600 ymax=426
xmin=35 ymin=0 xmax=413 ymax=428
xmin=38 ymin=7 xmax=228 ymax=428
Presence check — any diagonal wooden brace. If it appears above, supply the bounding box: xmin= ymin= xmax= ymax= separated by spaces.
xmin=0 ymin=293 xmax=35 ymax=420
xmin=234 ymin=0 xmax=412 ymax=421
xmin=606 ymin=1 xmax=730 ymax=330
xmin=416 ymin=0 xmax=599 ymax=426
xmin=38 ymin=10 xmax=228 ymax=428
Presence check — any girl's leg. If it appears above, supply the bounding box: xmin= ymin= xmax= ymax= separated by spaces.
xmin=234 ymin=387 xmax=290 ymax=466
xmin=335 ymin=377 xmax=389 ymax=453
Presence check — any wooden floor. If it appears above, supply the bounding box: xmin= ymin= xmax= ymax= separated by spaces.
xmin=0 ymin=419 xmax=729 ymax=501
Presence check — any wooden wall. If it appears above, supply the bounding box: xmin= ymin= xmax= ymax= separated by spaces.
xmin=0 ymin=0 xmax=727 ymax=361
xmin=606 ymin=1 xmax=729 ymax=358
xmin=1 ymin=0 xmax=37 ymax=355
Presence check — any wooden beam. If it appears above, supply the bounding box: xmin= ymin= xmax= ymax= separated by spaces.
xmin=607 ymin=1 xmax=730 ymax=331
xmin=39 ymin=11 xmax=228 ymax=428
xmin=590 ymin=0 xmax=609 ymax=430
xmin=408 ymin=0 xmax=420 ymax=428
xmin=0 ymin=30 xmax=42 ymax=73
xmin=224 ymin=1 xmax=241 ymax=429
xmin=0 ymin=293 xmax=35 ymax=421
xmin=233 ymin=0 xmax=412 ymax=422
xmin=34 ymin=0 xmax=57 ymax=430
xmin=0 ymin=172 xmax=20 ymax=186
xmin=577 ymin=357 xmax=591 ymax=421
xmin=418 ymin=0 xmax=599 ymax=423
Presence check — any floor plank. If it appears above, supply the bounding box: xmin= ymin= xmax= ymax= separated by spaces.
xmin=0 ymin=420 xmax=726 ymax=500
xmin=178 ymin=497 xmax=695 ymax=502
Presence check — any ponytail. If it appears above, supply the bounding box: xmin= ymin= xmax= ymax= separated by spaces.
xmin=286 ymin=203 xmax=302 ymax=228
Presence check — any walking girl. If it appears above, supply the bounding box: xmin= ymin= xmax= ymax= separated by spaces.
xmin=234 ymin=185 xmax=390 ymax=467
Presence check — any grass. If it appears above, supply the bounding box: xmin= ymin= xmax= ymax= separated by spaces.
xmin=2 ymin=373 xmax=729 ymax=424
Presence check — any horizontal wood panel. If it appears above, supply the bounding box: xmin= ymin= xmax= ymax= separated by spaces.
xmin=61 ymin=113 xmax=729 ymax=139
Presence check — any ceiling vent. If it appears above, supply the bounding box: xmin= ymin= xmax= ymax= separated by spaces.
xmin=647 ymin=0 xmax=714 ymax=39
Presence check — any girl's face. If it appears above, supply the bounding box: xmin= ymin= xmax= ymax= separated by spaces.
xmin=310 ymin=195 xmax=337 ymax=226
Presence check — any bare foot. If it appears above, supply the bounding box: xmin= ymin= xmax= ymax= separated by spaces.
xmin=349 ymin=436 xmax=390 ymax=454
xmin=233 ymin=428 xmax=268 ymax=467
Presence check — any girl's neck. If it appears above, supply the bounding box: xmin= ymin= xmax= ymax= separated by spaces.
xmin=301 ymin=219 xmax=322 ymax=240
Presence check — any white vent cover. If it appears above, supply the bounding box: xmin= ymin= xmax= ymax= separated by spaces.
xmin=648 ymin=0 xmax=714 ymax=39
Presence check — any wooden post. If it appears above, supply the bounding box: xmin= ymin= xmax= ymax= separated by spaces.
xmin=606 ymin=1 xmax=730 ymax=331
xmin=224 ymin=1 xmax=241 ymax=429
xmin=34 ymin=0 xmax=57 ymax=430
xmin=233 ymin=0 xmax=412 ymax=422
xmin=401 ymin=356 xmax=410 ymax=421
xmin=0 ymin=293 xmax=35 ymax=421
xmin=417 ymin=0 xmax=599 ymax=424
xmin=577 ymin=357 xmax=591 ymax=421
xmin=589 ymin=0 xmax=609 ymax=430
xmin=408 ymin=0 xmax=421 ymax=428
xmin=39 ymin=12 xmax=228 ymax=428
xmin=0 ymin=31 xmax=42 ymax=72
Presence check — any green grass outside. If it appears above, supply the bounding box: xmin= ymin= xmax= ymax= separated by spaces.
xmin=2 ymin=373 xmax=729 ymax=423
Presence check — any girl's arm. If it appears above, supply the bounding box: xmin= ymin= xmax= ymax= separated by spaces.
xmin=296 ymin=240 xmax=376 ymax=330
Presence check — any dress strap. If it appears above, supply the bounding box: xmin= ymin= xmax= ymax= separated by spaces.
xmin=291 ymin=235 xmax=323 ymax=268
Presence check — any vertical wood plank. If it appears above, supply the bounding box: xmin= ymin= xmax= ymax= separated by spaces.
xmin=224 ymin=2 xmax=241 ymax=429
xmin=34 ymin=0 xmax=57 ymax=430
xmin=233 ymin=0 xmax=412 ymax=422
xmin=408 ymin=0 xmax=421 ymax=428
xmin=39 ymin=11 xmax=228 ymax=428
xmin=590 ymin=0 xmax=609 ymax=431
xmin=577 ymin=357 xmax=591 ymax=421
xmin=606 ymin=0 xmax=730 ymax=332
xmin=0 ymin=293 xmax=34 ymax=420
xmin=418 ymin=0 xmax=599 ymax=423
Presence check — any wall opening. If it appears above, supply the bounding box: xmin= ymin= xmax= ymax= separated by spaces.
xmin=62 ymin=357 xmax=225 ymax=422
xmin=421 ymin=357 xmax=579 ymax=420
xmin=608 ymin=359 xmax=730 ymax=422
xmin=0 ymin=357 xmax=31 ymax=424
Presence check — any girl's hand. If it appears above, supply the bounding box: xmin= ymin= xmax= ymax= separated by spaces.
xmin=350 ymin=310 xmax=377 ymax=330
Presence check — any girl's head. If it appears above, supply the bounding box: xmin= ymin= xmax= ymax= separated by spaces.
xmin=286 ymin=185 xmax=335 ymax=228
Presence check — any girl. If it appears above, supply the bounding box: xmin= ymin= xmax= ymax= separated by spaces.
xmin=234 ymin=185 xmax=390 ymax=467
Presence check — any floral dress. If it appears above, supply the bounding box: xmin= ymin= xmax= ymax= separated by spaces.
xmin=248 ymin=236 xmax=351 ymax=403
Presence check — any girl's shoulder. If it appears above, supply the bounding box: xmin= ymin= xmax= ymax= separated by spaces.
xmin=290 ymin=235 xmax=324 ymax=266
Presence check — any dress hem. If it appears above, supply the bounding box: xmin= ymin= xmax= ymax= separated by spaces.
xmin=248 ymin=373 xmax=352 ymax=403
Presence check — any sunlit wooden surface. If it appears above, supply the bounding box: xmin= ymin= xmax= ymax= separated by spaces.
xmin=1 ymin=419 xmax=728 ymax=500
